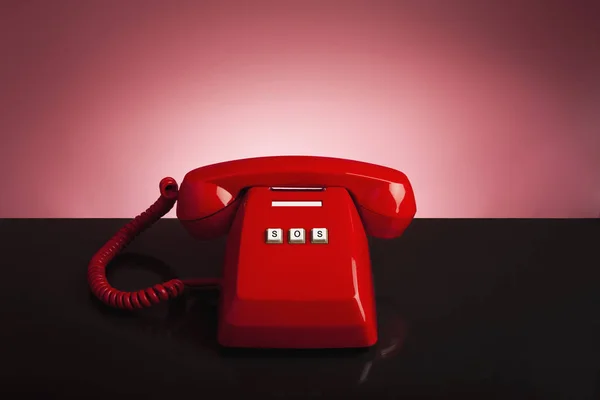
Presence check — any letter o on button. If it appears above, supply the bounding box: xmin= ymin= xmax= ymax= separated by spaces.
xmin=288 ymin=228 xmax=305 ymax=244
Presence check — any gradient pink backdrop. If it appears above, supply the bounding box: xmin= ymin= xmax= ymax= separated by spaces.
xmin=2 ymin=0 xmax=599 ymax=218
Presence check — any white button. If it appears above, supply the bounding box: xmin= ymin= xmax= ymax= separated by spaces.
xmin=265 ymin=228 xmax=283 ymax=244
xmin=311 ymin=228 xmax=328 ymax=244
xmin=288 ymin=228 xmax=306 ymax=244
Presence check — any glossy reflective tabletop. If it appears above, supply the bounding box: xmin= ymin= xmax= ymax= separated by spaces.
xmin=0 ymin=219 xmax=599 ymax=399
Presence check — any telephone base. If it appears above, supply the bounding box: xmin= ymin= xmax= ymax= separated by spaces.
xmin=217 ymin=186 xmax=378 ymax=349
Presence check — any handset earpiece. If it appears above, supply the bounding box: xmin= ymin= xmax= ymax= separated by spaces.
xmin=176 ymin=180 xmax=234 ymax=220
xmin=176 ymin=179 xmax=241 ymax=240
xmin=356 ymin=181 xmax=416 ymax=239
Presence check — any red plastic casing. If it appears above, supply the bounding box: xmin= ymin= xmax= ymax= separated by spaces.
xmin=175 ymin=156 xmax=416 ymax=349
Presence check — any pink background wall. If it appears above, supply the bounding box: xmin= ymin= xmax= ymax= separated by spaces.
xmin=2 ymin=0 xmax=599 ymax=218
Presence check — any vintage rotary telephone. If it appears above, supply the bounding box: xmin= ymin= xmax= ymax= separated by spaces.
xmin=88 ymin=156 xmax=416 ymax=348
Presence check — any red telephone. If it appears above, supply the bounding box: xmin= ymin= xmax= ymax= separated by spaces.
xmin=88 ymin=156 xmax=416 ymax=349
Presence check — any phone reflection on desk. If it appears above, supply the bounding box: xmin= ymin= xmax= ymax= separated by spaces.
xmin=218 ymin=296 xmax=407 ymax=396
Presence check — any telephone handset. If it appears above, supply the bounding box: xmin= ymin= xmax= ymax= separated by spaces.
xmin=88 ymin=156 xmax=416 ymax=348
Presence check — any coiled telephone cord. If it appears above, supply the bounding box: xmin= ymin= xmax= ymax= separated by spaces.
xmin=87 ymin=177 xmax=220 ymax=310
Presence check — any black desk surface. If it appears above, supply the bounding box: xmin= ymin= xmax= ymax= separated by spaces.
xmin=1 ymin=219 xmax=599 ymax=399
